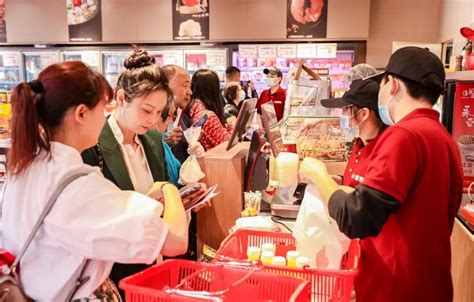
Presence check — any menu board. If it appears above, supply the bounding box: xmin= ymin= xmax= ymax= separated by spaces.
xmin=172 ymin=0 xmax=210 ymax=40
xmin=62 ymin=51 xmax=100 ymax=71
xmin=0 ymin=0 xmax=6 ymax=43
xmin=452 ymin=81 xmax=474 ymax=193
xmin=66 ymin=0 xmax=102 ymax=42
xmin=316 ymin=43 xmax=337 ymax=58
xmin=151 ymin=51 xmax=185 ymax=67
xmin=287 ymin=0 xmax=328 ymax=39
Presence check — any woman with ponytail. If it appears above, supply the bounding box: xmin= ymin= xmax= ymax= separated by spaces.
xmin=1 ymin=61 xmax=188 ymax=301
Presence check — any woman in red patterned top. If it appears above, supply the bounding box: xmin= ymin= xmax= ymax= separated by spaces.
xmin=189 ymin=69 xmax=234 ymax=150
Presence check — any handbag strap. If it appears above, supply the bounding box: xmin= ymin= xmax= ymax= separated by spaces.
xmin=10 ymin=171 xmax=89 ymax=273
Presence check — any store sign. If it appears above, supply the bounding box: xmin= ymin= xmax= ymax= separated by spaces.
xmin=206 ymin=50 xmax=226 ymax=66
xmin=316 ymin=43 xmax=337 ymax=58
xmin=258 ymin=45 xmax=277 ymax=59
xmin=452 ymin=81 xmax=474 ymax=193
xmin=172 ymin=0 xmax=210 ymax=41
xmin=277 ymin=45 xmax=297 ymax=58
xmin=287 ymin=0 xmax=328 ymax=39
xmin=0 ymin=0 xmax=6 ymax=43
xmin=66 ymin=0 xmax=103 ymax=42
xmin=238 ymin=45 xmax=258 ymax=58
xmin=296 ymin=44 xmax=317 ymax=58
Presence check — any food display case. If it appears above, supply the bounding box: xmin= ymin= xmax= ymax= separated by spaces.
xmin=184 ymin=48 xmax=228 ymax=83
xmin=281 ymin=78 xmax=346 ymax=162
xmin=23 ymin=51 xmax=60 ymax=82
xmin=101 ymin=51 xmax=129 ymax=88
xmin=62 ymin=50 xmax=101 ymax=71
xmin=0 ymin=52 xmax=23 ymax=91
xmin=233 ymin=43 xmax=354 ymax=97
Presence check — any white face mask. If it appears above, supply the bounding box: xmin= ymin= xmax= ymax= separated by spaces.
xmin=238 ymin=90 xmax=246 ymax=102
xmin=265 ymin=77 xmax=278 ymax=88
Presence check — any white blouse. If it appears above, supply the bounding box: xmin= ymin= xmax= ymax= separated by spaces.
xmin=0 ymin=142 xmax=168 ymax=301
xmin=108 ymin=114 xmax=155 ymax=195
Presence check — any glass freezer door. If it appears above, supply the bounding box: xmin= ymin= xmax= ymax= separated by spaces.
xmin=102 ymin=51 xmax=129 ymax=88
xmin=23 ymin=52 xmax=60 ymax=82
xmin=0 ymin=52 xmax=23 ymax=91
xmin=62 ymin=51 xmax=100 ymax=71
xmin=184 ymin=49 xmax=228 ymax=83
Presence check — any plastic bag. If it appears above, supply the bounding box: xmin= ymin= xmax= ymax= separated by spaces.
xmin=179 ymin=127 xmax=205 ymax=185
xmin=293 ymin=184 xmax=350 ymax=268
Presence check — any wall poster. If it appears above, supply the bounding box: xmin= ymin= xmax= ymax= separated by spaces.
xmin=67 ymin=0 xmax=103 ymax=42
xmin=172 ymin=0 xmax=209 ymax=41
xmin=287 ymin=0 xmax=328 ymax=39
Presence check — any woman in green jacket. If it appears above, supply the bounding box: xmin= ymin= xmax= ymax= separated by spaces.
xmin=82 ymin=49 xmax=201 ymax=299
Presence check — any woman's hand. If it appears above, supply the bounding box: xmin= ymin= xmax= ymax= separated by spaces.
xmin=181 ymin=183 xmax=211 ymax=213
xmin=165 ymin=127 xmax=183 ymax=147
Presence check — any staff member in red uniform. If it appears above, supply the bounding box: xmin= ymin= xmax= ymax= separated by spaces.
xmin=320 ymin=79 xmax=386 ymax=187
xmin=256 ymin=67 xmax=286 ymax=121
xmin=299 ymin=47 xmax=463 ymax=302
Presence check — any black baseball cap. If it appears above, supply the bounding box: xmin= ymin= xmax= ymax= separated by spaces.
xmin=365 ymin=46 xmax=445 ymax=94
xmin=321 ymin=79 xmax=379 ymax=111
xmin=263 ymin=67 xmax=282 ymax=77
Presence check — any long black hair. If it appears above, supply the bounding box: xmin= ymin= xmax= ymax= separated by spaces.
xmin=191 ymin=69 xmax=226 ymax=125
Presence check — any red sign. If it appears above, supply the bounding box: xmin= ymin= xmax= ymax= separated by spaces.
xmin=452 ymin=81 xmax=474 ymax=193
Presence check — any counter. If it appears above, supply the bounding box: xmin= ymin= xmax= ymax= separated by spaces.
xmin=451 ymin=217 xmax=474 ymax=302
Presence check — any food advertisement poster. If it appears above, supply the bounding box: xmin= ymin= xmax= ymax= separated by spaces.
xmin=0 ymin=0 xmax=6 ymax=43
xmin=452 ymin=81 xmax=474 ymax=193
xmin=172 ymin=0 xmax=209 ymax=41
xmin=67 ymin=0 xmax=102 ymax=42
xmin=287 ymin=0 xmax=327 ymax=39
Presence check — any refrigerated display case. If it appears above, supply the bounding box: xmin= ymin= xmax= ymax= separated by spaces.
xmin=149 ymin=50 xmax=184 ymax=67
xmin=184 ymin=48 xmax=228 ymax=83
xmin=62 ymin=50 xmax=101 ymax=71
xmin=23 ymin=51 xmax=60 ymax=82
xmin=0 ymin=52 xmax=23 ymax=91
xmin=233 ymin=44 xmax=353 ymax=97
xmin=101 ymin=51 xmax=129 ymax=88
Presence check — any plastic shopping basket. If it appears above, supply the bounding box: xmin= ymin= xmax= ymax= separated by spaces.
xmin=214 ymin=229 xmax=360 ymax=302
xmin=119 ymin=259 xmax=309 ymax=301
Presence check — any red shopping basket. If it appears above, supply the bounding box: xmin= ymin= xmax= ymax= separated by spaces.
xmin=214 ymin=229 xmax=360 ymax=302
xmin=119 ymin=259 xmax=309 ymax=301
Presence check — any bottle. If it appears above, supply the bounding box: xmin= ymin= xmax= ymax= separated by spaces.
xmin=295 ymin=256 xmax=310 ymax=268
xmin=286 ymin=251 xmax=300 ymax=268
xmin=246 ymin=246 xmax=261 ymax=261
xmin=261 ymin=243 xmax=276 ymax=254
xmin=260 ymin=251 xmax=275 ymax=266
xmin=271 ymin=256 xmax=286 ymax=267
xmin=455 ymin=55 xmax=463 ymax=72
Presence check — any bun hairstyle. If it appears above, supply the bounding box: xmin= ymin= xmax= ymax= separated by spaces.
xmin=116 ymin=48 xmax=173 ymax=106
xmin=123 ymin=48 xmax=156 ymax=70
xmin=9 ymin=61 xmax=113 ymax=176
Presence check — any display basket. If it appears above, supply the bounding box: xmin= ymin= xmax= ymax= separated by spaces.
xmin=214 ymin=228 xmax=360 ymax=302
xmin=119 ymin=259 xmax=309 ymax=301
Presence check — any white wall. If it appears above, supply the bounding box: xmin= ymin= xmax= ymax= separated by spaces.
xmin=366 ymin=0 xmax=442 ymax=68
xmin=439 ymin=0 xmax=474 ymax=59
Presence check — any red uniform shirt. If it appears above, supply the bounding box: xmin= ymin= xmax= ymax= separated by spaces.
xmin=342 ymin=133 xmax=384 ymax=187
xmin=256 ymin=87 xmax=286 ymax=121
xmin=356 ymin=108 xmax=463 ymax=302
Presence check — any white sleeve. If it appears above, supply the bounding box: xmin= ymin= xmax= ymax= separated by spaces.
xmin=44 ymin=172 xmax=168 ymax=265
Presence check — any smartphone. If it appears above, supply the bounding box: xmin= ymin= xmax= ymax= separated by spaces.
xmin=194 ymin=114 xmax=208 ymax=128
xmin=179 ymin=183 xmax=201 ymax=198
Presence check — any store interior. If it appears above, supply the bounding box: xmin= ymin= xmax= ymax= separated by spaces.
xmin=0 ymin=0 xmax=473 ymax=301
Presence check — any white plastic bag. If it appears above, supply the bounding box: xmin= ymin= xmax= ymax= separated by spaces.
xmin=179 ymin=127 xmax=205 ymax=185
xmin=293 ymin=184 xmax=350 ymax=268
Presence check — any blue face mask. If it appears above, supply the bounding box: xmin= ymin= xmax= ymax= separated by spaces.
xmin=340 ymin=113 xmax=360 ymax=138
xmin=378 ymin=81 xmax=395 ymax=126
